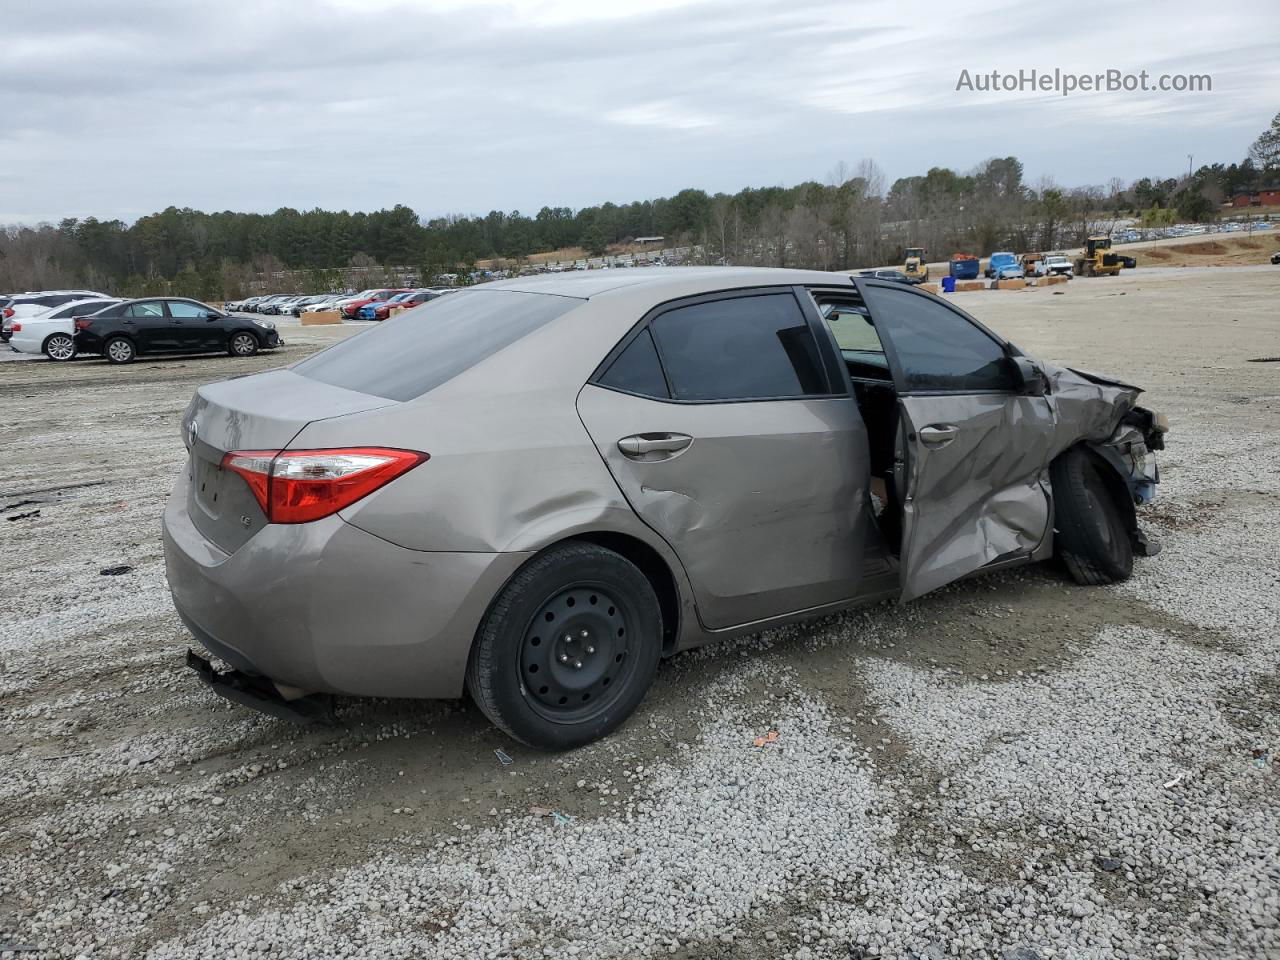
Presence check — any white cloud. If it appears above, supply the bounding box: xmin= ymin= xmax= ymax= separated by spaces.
xmin=605 ymin=101 xmax=719 ymax=130
xmin=1 ymin=0 xmax=1274 ymax=223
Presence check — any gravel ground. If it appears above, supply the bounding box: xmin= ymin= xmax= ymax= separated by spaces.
xmin=1 ymin=268 xmax=1278 ymax=959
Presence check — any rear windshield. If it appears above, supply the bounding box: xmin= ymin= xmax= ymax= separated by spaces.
xmin=294 ymin=289 xmax=580 ymax=401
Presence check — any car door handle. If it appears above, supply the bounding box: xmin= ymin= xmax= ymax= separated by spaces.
xmin=618 ymin=433 xmax=693 ymax=458
xmin=917 ymin=424 xmax=959 ymax=448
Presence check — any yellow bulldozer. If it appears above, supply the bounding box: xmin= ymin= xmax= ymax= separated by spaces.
xmin=903 ymin=247 xmax=928 ymax=283
xmin=1074 ymin=236 xmax=1123 ymax=277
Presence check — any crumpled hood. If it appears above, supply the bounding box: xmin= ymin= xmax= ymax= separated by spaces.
xmin=1045 ymin=363 xmax=1143 ymax=442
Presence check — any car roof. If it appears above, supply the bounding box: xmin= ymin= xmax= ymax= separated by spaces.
xmin=23 ymin=297 xmax=121 ymax=316
xmin=112 ymin=296 xmax=205 ymax=305
xmin=475 ymin=266 xmax=857 ymax=300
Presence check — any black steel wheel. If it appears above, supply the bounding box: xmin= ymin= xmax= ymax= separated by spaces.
xmin=467 ymin=542 xmax=662 ymax=750
xmin=520 ymin=585 xmax=640 ymax=724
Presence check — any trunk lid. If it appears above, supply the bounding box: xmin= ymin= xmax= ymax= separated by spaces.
xmin=181 ymin=369 xmax=394 ymax=554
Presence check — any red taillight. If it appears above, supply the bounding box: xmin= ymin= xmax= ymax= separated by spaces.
xmin=10 ymin=322 xmax=21 ymax=332
xmin=75 ymin=319 xmax=93 ymax=331
xmin=222 ymin=447 xmax=427 ymax=524
xmin=2 ymin=307 xmax=12 ymax=319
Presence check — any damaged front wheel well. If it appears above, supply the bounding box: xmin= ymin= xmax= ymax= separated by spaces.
xmin=1057 ymin=443 xmax=1139 ymax=537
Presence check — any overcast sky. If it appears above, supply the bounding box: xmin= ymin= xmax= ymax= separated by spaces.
xmin=4 ymin=0 xmax=1276 ymax=224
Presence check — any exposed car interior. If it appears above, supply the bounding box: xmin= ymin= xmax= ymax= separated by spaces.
xmin=814 ymin=294 xmax=904 ymax=554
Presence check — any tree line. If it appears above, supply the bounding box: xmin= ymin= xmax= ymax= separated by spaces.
xmin=3 ymin=111 xmax=1275 ymax=300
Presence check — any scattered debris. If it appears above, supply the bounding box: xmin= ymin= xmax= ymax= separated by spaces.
xmin=752 ymin=731 xmax=780 ymax=748
xmin=528 ymin=805 xmax=553 ymax=817
xmin=1252 ymin=747 xmax=1270 ymax=768
xmin=99 ymin=565 xmax=134 ymax=576
xmin=6 ymin=510 xmax=39 ymax=522
xmin=1163 ymin=771 xmax=1187 ymax=789
xmin=551 ymin=811 xmax=575 ymax=827
xmin=494 ymin=748 xmax=513 ymax=766
xmin=1093 ymin=856 xmax=1123 ymax=872
xmin=1247 ymin=357 xmax=1280 ymax=363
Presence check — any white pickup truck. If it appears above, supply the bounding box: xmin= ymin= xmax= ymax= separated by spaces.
xmin=1044 ymin=253 xmax=1074 ymax=277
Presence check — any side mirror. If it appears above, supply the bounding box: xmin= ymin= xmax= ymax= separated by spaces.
xmin=1011 ymin=356 xmax=1047 ymax=397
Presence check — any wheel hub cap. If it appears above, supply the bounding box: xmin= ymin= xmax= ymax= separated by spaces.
xmin=521 ymin=588 xmax=629 ymax=712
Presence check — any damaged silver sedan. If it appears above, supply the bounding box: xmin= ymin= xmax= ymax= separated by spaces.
xmin=163 ymin=268 xmax=1167 ymax=748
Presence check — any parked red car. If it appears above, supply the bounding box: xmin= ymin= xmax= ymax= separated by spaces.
xmin=370 ymin=290 xmax=442 ymax=320
xmin=338 ymin=289 xmax=412 ymax=319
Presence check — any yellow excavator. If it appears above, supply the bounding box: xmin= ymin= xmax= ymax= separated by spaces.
xmin=1074 ymin=236 xmax=1123 ymax=277
xmin=903 ymin=246 xmax=928 ymax=283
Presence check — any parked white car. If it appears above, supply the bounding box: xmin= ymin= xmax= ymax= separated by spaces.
xmin=8 ymin=298 xmax=121 ymax=360
xmin=1044 ymin=254 xmax=1074 ymax=277
xmin=3 ymin=290 xmax=113 ymax=342
xmin=299 ymin=296 xmax=344 ymax=314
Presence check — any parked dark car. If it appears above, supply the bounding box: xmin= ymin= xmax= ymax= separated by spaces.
xmin=75 ymin=298 xmax=282 ymax=364
xmin=258 ymin=295 xmax=302 ymax=316
xmin=857 ymin=269 xmax=915 ymax=285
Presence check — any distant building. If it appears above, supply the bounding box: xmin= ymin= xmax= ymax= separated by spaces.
xmin=634 ymin=236 xmax=665 ymax=245
xmin=1230 ymin=188 xmax=1280 ymax=207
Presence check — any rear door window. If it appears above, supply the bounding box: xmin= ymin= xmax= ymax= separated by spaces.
xmin=294 ymin=289 xmax=579 ymax=401
xmin=125 ymin=301 xmax=166 ymax=318
xmin=597 ymin=329 xmax=670 ymax=398
xmin=648 ymin=292 xmax=828 ymax=401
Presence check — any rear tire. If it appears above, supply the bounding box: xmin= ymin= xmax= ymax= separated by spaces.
xmin=104 ymin=336 xmax=136 ymax=364
xmin=1051 ymin=446 xmax=1133 ymax=585
xmin=43 ymin=333 xmax=76 ymax=361
xmin=466 ymin=542 xmax=662 ymax=750
xmin=229 ymin=332 xmax=260 ymax=357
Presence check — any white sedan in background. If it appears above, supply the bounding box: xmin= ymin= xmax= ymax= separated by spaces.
xmin=8 ymin=298 xmax=122 ymax=360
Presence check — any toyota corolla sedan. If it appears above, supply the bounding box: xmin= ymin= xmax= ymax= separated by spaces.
xmin=165 ymin=268 xmax=1167 ymax=749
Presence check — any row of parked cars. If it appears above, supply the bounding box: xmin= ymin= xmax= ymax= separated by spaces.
xmin=226 ymin=287 xmax=455 ymax=321
xmin=1 ymin=289 xmax=281 ymax=362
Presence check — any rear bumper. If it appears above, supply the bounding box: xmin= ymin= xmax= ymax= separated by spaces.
xmin=186 ymin=650 xmax=335 ymax=725
xmin=8 ymin=332 xmax=42 ymax=354
xmin=163 ymin=470 xmax=532 ymax=699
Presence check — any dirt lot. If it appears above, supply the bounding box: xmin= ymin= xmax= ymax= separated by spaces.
xmin=1 ymin=267 xmax=1278 ymax=959
xmin=1137 ymin=236 xmax=1278 ymax=269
